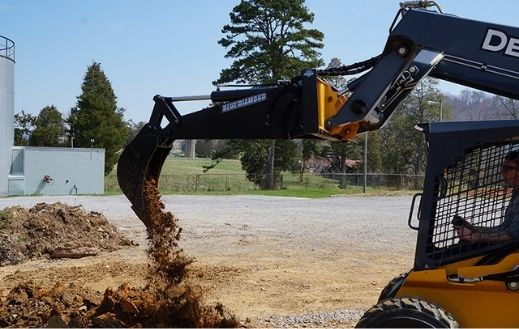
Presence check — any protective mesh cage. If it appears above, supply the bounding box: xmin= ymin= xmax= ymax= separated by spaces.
xmin=427 ymin=139 xmax=519 ymax=262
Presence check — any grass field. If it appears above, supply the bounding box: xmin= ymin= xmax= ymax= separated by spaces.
xmin=106 ymin=156 xmax=250 ymax=194
xmin=106 ymin=156 xmax=421 ymax=198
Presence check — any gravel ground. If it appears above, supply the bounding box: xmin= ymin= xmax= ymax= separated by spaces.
xmin=0 ymin=194 xmax=417 ymax=252
xmin=0 ymin=193 xmax=417 ymax=327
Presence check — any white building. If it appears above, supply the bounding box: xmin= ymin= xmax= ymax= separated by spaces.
xmin=1 ymin=35 xmax=105 ymax=196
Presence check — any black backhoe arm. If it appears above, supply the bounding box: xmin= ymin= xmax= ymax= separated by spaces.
xmin=118 ymin=72 xmax=352 ymax=218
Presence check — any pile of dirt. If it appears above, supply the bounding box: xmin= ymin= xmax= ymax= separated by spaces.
xmin=0 ymin=180 xmax=238 ymax=327
xmin=0 ymin=202 xmax=135 ymax=266
xmin=0 ymin=280 xmax=235 ymax=328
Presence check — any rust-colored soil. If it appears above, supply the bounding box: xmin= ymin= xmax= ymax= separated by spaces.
xmin=0 ymin=181 xmax=237 ymax=328
xmin=0 ymin=202 xmax=133 ymax=266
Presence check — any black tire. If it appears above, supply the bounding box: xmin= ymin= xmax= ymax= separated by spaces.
xmin=377 ymin=272 xmax=408 ymax=302
xmin=356 ymin=297 xmax=459 ymax=328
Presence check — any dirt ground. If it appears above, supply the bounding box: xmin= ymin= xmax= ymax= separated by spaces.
xmin=0 ymin=195 xmax=416 ymax=327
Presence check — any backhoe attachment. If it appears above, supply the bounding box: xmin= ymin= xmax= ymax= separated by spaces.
xmin=117 ymin=71 xmax=368 ymax=219
xmin=117 ymin=96 xmax=179 ymax=219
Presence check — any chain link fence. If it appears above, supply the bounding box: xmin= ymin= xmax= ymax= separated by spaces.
xmin=106 ymin=172 xmax=424 ymax=194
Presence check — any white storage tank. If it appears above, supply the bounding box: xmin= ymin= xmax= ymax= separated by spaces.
xmin=0 ymin=35 xmax=14 ymax=196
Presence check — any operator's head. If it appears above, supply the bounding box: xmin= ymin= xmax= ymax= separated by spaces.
xmin=503 ymin=150 xmax=519 ymax=187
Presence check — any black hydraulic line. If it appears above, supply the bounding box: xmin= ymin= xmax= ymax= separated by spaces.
xmin=482 ymin=269 xmax=519 ymax=282
xmin=316 ymin=55 xmax=381 ymax=77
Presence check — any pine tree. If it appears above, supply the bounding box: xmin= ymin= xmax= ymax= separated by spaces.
xmin=14 ymin=111 xmax=35 ymax=146
xmin=30 ymin=105 xmax=66 ymax=147
xmin=217 ymin=0 xmax=324 ymax=188
xmin=69 ymin=62 xmax=127 ymax=175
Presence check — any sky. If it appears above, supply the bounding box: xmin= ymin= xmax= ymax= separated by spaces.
xmin=1 ymin=0 xmax=519 ymax=123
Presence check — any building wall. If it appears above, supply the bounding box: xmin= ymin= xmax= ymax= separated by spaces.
xmin=0 ymin=53 xmax=15 ymax=196
xmin=8 ymin=147 xmax=105 ymax=196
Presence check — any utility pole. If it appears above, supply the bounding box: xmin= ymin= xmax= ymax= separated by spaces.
xmin=363 ymin=133 xmax=368 ymax=193
xmin=266 ymin=140 xmax=275 ymax=189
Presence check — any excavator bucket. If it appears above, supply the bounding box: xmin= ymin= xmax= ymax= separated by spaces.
xmin=117 ymin=125 xmax=172 ymax=220
xmin=117 ymin=96 xmax=181 ymax=220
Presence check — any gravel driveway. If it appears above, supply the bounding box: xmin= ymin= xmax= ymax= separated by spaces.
xmin=0 ymin=193 xmax=418 ymax=327
xmin=0 ymin=194 xmax=417 ymax=252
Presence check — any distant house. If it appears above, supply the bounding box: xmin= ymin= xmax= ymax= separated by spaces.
xmin=305 ymin=156 xmax=361 ymax=174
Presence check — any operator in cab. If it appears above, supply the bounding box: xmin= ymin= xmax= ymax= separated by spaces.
xmin=454 ymin=150 xmax=519 ymax=243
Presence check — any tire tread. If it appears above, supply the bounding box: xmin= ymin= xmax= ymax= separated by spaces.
xmin=356 ymin=297 xmax=459 ymax=328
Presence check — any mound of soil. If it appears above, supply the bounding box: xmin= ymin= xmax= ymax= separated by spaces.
xmin=0 ymin=202 xmax=134 ymax=266
xmin=0 ymin=181 xmax=239 ymax=327
xmin=0 ymin=281 xmax=236 ymax=328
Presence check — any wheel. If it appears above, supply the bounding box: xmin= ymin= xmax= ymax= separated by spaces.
xmin=377 ymin=272 xmax=408 ymax=302
xmin=356 ymin=297 xmax=459 ymax=328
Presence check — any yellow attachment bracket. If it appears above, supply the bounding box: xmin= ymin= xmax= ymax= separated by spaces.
xmin=316 ymin=77 xmax=359 ymax=141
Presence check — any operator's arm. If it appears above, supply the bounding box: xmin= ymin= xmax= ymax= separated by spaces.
xmin=455 ymin=226 xmax=513 ymax=243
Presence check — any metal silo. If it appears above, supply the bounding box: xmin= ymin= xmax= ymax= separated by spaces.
xmin=0 ymin=36 xmax=14 ymax=196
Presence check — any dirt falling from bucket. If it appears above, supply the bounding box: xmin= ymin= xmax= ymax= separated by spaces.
xmin=133 ymin=178 xmax=239 ymax=327
xmin=142 ymin=178 xmax=192 ymax=287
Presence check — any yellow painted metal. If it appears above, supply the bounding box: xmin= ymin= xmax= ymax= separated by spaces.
xmin=397 ymin=251 xmax=519 ymax=327
xmin=315 ymin=77 xmax=359 ymax=141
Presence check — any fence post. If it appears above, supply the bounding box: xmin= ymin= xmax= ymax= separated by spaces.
xmin=226 ymin=172 xmax=229 ymax=191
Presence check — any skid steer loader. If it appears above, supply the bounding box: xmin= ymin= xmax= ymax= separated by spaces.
xmin=117 ymin=1 xmax=519 ymax=326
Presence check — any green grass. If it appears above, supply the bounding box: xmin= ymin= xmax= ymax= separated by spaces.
xmin=248 ymin=185 xmax=419 ymax=198
xmin=105 ymin=156 xmax=250 ymax=194
xmin=107 ymin=155 xmax=421 ymax=198
xmin=160 ymin=156 xmax=244 ymax=175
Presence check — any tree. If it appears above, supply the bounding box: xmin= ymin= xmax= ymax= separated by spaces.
xmin=196 ymin=140 xmax=228 ymax=158
xmin=299 ymin=139 xmax=321 ymax=182
xmin=321 ymin=140 xmax=362 ymax=188
xmin=205 ymin=139 xmax=298 ymax=188
xmin=493 ymin=96 xmax=519 ymax=119
xmin=217 ymin=0 xmax=324 ymax=188
xmin=30 ymin=105 xmax=66 ymax=147
xmin=69 ymin=62 xmax=127 ymax=175
xmin=323 ymin=57 xmax=348 ymax=90
xmin=216 ymin=0 xmax=324 ymax=85
xmin=446 ymin=91 xmax=518 ymax=121
xmin=126 ymin=120 xmax=146 ymax=146
xmin=366 ymin=131 xmax=383 ymax=172
xmin=447 ymin=90 xmax=492 ymax=120
xmin=14 ymin=111 xmax=35 ymax=146
xmin=379 ymin=78 xmax=443 ymax=175
xmin=232 ymin=139 xmax=299 ymax=188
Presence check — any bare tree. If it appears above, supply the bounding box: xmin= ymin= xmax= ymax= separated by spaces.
xmin=493 ymin=96 xmax=519 ymax=119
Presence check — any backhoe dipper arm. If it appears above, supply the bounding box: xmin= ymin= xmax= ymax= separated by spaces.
xmin=327 ymin=4 xmax=519 ymax=134
xmin=117 ymin=72 xmax=351 ymax=218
